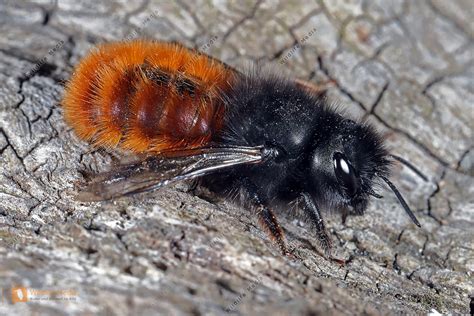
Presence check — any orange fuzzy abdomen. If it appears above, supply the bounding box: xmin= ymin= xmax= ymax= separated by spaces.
xmin=62 ymin=40 xmax=235 ymax=153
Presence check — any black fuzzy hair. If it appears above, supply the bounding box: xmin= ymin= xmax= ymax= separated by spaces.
xmin=211 ymin=69 xmax=392 ymax=217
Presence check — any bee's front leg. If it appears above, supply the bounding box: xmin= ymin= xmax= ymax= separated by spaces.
xmin=300 ymin=192 xmax=332 ymax=255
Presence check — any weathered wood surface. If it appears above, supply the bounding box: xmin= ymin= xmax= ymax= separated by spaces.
xmin=0 ymin=1 xmax=472 ymax=315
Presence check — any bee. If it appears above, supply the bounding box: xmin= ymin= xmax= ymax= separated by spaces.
xmin=62 ymin=40 xmax=425 ymax=255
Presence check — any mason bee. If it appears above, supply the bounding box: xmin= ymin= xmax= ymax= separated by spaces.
xmin=62 ymin=40 xmax=424 ymax=255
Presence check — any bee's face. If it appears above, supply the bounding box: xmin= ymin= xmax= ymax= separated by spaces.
xmin=307 ymin=119 xmax=390 ymax=215
xmin=308 ymin=148 xmax=370 ymax=215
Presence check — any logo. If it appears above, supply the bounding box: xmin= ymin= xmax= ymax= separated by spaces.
xmin=11 ymin=287 xmax=28 ymax=304
xmin=9 ymin=286 xmax=78 ymax=304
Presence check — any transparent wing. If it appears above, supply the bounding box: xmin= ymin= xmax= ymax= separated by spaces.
xmin=76 ymin=146 xmax=264 ymax=202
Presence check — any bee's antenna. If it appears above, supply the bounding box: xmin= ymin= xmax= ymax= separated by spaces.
xmin=378 ymin=175 xmax=422 ymax=227
xmin=390 ymin=154 xmax=429 ymax=182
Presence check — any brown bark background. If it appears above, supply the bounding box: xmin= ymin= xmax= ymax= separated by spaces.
xmin=0 ymin=1 xmax=473 ymax=315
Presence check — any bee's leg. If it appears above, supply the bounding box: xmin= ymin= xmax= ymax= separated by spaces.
xmin=242 ymin=179 xmax=287 ymax=255
xmin=341 ymin=209 xmax=348 ymax=225
xmin=294 ymin=78 xmax=334 ymax=96
xmin=300 ymin=192 xmax=332 ymax=255
xmin=256 ymin=205 xmax=288 ymax=255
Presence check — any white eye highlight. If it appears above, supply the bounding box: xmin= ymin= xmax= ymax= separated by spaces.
xmin=340 ymin=159 xmax=350 ymax=174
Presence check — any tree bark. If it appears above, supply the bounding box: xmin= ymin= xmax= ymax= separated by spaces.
xmin=0 ymin=1 xmax=472 ymax=315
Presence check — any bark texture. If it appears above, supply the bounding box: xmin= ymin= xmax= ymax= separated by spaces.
xmin=0 ymin=1 xmax=473 ymax=315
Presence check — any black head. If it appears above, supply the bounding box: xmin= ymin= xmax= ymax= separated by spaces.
xmin=307 ymin=117 xmax=390 ymax=215
xmin=302 ymin=111 xmax=420 ymax=230
xmin=306 ymin=115 xmax=421 ymax=226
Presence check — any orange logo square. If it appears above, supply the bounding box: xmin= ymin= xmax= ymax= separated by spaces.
xmin=11 ymin=287 xmax=28 ymax=304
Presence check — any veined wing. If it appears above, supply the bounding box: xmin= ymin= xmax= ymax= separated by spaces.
xmin=76 ymin=145 xmax=263 ymax=201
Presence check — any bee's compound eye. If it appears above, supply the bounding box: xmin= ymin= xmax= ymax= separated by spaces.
xmin=333 ymin=152 xmax=359 ymax=197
